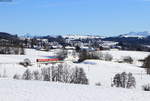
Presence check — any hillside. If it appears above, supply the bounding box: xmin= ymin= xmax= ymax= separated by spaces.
xmin=119 ymin=31 xmax=150 ymax=38
xmin=0 ymin=32 xmax=17 ymax=40
xmin=0 ymin=32 xmax=23 ymax=48
xmin=102 ymin=31 xmax=150 ymax=49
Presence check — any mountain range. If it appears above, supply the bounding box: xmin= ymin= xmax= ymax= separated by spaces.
xmin=17 ymin=31 xmax=150 ymax=39
xmin=0 ymin=32 xmax=18 ymax=40
xmin=1 ymin=31 xmax=150 ymax=45
xmin=119 ymin=31 xmax=150 ymax=38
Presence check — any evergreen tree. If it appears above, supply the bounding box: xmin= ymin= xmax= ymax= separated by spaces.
xmin=143 ymin=55 xmax=150 ymax=74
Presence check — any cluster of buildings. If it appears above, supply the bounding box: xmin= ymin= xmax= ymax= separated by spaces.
xmin=20 ymin=34 xmax=121 ymax=51
xmin=63 ymin=35 xmax=121 ymax=51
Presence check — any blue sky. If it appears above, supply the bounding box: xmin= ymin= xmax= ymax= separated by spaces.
xmin=0 ymin=0 xmax=150 ymax=36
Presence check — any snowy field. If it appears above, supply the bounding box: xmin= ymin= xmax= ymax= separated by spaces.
xmin=0 ymin=49 xmax=150 ymax=101
xmin=75 ymin=60 xmax=150 ymax=89
xmin=101 ymin=50 xmax=150 ymax=61
xmin=0 ymin=79 xmax=150 ymax=101
xmin=0 ymin=49 xmax=57 ymax=63
xmin=0 ymin=49 xmax=58 ymax=77
xmin=99 ymin=50 xmax=150 ymax=66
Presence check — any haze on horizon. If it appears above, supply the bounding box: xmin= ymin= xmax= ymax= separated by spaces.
xmin=0 ymin=0 xmax=150 ymax=36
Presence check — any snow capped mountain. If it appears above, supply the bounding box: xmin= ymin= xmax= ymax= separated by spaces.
xmin=119 ymin=31 xmax=150 ymax=38
xmin=24 ymin=33 xmax=34 ymax=38
xmin=63 ymin=35 xmax=105 ymax=39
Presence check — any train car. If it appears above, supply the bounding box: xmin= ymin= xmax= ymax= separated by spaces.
xmin=36 ymin=56 xmax=63 ymax=64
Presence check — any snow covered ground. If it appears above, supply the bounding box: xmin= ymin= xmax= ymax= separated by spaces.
xmin=101 ymin=50 xmax=150 ymax=61
xmin=0 ymin=49 xmax=57 ymax=77
xmin=98 ymin=50 xmax=150 ymax=66
xmin=75 ymin=60 xmax=150 ymax=89
xmin=0 ymin=49 xmax=57 ymax=63
xmin=0 ymin=79 xmax=150 ymax=101
xmin=0 ymin=49 xmax=150 ymax=101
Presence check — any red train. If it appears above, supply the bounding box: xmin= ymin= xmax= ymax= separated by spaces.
xmin=36 ymin=58 xmax=60 ymax=62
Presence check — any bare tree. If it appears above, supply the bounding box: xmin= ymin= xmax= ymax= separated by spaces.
xmin=22 ymin=69 xmax=32 ymax=80
xmin=142 ymin=84 xmax=150 ymax=91
xmin=112 ymin=72 xmax=136 ymax=88
xmin=126 ymin=72 xmax=136 ymax=88
xmin=32 ymin=70 xmax=41 ymax=80
xmin=13 ymin=74 xmax=21 ymax=80
xmin=71 ymin=67 xmax=88 ymax=84
xmin=104 ymin=53 xmax=113 ymax=61
xmin=41 ymin=67 xmax=51 ymax=81
xmin=123 ymin=56 xmax=133 ymax=64
xmin=2 ymin=68 xmax=7 ymax=78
